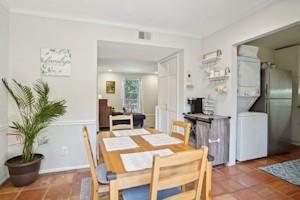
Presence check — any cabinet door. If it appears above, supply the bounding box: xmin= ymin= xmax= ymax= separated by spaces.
xmin=209 ymin=119 xmax=230 ymax=165
xmin=159 ymin=109 xmax=168 ymax=133
xmin=196 ymin=121 xmax=210 ymax=147
xmin=158 ymin=76 xmax=168 ymax=110
xmin=167 ymin=75 xmax=177 ymax=112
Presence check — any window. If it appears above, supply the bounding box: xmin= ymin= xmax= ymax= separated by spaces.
xmin=123 ymin=79 xmax=141 ymax=112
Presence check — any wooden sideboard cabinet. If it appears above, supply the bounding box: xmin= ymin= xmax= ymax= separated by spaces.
xmin=184 ymin=113 xmax=230 ymax=166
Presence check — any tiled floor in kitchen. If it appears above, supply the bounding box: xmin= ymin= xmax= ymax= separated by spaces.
xmin=1 ymin=146 xmax=300 ymax=200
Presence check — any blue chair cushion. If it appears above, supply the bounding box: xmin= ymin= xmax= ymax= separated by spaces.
xmin=122 ymin=185 xmax=181 ymax=200
xmin=96 ymin=164 xmax=109 ymax=184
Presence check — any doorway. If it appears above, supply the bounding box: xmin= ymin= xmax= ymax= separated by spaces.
xmin=97 ymin=41 xmax=181 ymax=132
xmin=235 ymin=23 xmax=300 ymax=162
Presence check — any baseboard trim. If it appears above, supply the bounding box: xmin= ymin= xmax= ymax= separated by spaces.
xmin=292 ymin=142 xmax=300 ymax=146
xmin=39 ymin=164 xmax=89 ymax=174
xmin=0 ymin=165 xmax=90 ymax=184
xmin=0 ymin=174 xmax=8 ymax=185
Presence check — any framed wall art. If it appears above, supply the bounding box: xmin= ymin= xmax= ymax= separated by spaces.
xmin=106 ymin=81 xmax=115 ymax=94
xmin=41 ymin=48 xmax=71 ymax=76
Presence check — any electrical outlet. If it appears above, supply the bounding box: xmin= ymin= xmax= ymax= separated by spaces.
xmin=61 ymin=146 xmax=68 ymax=156
xmin=37 ymin=135 xmax=49 ymax=146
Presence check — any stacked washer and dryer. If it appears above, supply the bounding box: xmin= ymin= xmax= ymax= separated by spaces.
xmin=236 ymin=46 xmax=268 ymax=161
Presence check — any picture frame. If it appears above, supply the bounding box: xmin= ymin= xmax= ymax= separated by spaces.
xmin=40 ymin=48 xmax=71 ymax=76
xmin=106 ymin=81 xmax=116 ymax=94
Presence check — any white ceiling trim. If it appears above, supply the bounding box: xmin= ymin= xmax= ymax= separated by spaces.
xmin=0 ymin=0 xmax=9 ymax=11
xmin=10 ymin=8 xmax=202 ymax=39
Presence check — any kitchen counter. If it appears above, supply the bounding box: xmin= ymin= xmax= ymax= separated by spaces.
xmin=183 ymin=113 xmax=230 ymax=123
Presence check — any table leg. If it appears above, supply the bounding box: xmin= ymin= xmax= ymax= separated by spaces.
xmin=202 ymin=161 xmax=212 ymax=200
xmin=109 ymin=180 xmax=118 ymax=200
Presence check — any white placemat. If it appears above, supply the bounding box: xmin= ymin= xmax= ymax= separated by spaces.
xmin=112 ymin=129 xmax=151 ymax=137
xmin=141 ymin=133 xmax=183 ymax=146
xmin=103 ymin=137 xmax=139 ymax=152
xmin=121 ymin=149 xmax=173 ymax=172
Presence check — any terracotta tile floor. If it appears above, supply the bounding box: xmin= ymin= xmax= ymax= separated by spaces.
xmin=0 ymin=147 xmax=300 ymax=200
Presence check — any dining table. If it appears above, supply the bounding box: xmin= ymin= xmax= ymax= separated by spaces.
xmin=99 ymin=128 xmax=212 ymax=200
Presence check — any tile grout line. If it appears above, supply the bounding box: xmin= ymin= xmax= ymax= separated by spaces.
xmin=41 ymin=185 xmax=51 ymax=200
xmin=13 ymin=186 xmax=24 ymax=200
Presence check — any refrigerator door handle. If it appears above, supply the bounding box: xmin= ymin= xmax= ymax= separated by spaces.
xmin=265 ymin=101 xmax=268 ymax=113
xmin=265 ymin=83 xmax=268 ymax=97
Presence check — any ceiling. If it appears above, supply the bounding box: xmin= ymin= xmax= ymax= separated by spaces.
xmin=98 ymin=41 xmax=179 ymax=62
xmin=247 ymin=24 xmax=300 ymax=50
xmin=98 ymin=41 xmax=178 ymax=74
xmin=98 ymin=58 xmax=157 ymax=74
xmin=7 ymin=0 xmax=276 ymax=38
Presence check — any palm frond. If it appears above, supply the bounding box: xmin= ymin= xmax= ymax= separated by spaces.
xmin=2 ymin=78 xmax=21 ymax=108
xmin=2 ymin=79 xmax=66 ymax=163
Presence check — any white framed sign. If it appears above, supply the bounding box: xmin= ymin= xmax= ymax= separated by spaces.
xmin=41 ymin=48 xmax=71 ymax=76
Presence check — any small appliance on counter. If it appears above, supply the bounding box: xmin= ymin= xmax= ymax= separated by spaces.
xmin=187 ymin=98 xmax=203 ymax=114
xmin=187 ymin=97 xmax=215 ymax=115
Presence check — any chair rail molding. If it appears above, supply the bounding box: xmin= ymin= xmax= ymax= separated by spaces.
xmin=0 ymin=124 xmax=8 ymax=132
xmin=49 ymin=119 xmax=96 ymax=126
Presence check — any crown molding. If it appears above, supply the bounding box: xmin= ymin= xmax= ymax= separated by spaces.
xmin=10 ymin=8 xmax=202 ymax=40
xmin=0 ymin=0 xmax=9 ymax=11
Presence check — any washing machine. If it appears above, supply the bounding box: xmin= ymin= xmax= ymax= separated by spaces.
xmin=236 ymin=112 xmax=268 ymax=161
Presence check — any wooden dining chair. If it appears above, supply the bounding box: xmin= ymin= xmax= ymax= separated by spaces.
xmin=109 ymin=114 xmax=133 ymax=131
xmin=122 ymin=147 xmax=208 ymax=200
xmin=82 ymin=126 xmax=110 ymax=200
xmin=170 ymin=120 xmax=192 ymax=145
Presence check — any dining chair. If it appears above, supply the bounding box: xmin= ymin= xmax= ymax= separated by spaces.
xmin=82 ymin=126 xmax=110 ymax=200
xmin=170 ymin=120 xmax=192 ymax=145
xmin=109 ymin=114 xmax=133 ymax=131
xmin=122 ymin=147 xmax=208 ymax=200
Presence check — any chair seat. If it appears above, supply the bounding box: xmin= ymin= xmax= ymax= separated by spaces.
xmin=96 ymin=164 xmax=109 ymax=184
xmin=122 ymin=185 xmax=181 ymax=200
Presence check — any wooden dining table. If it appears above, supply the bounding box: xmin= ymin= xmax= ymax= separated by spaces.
xmin=99 ymin=128 xmax=212 ymax=200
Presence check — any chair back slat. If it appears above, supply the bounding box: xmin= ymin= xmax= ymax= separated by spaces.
xmin=109 ymin=115 xmax=133 ymax=131
xmin=149 ymin=147 xmax=208 ymax=200
xmin=82 ymin=126 xmax=98 ymax=191
xmin=170 ymin=121 xmax=191 ymax=145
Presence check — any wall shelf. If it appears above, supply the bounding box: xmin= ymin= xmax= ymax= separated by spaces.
xmin=208 ymin=75 xmax=230 ymax=81
xmin=202 ymin=56 xmax=221 ymax=65
xmin=201 ymin=49 xmax=222 ymax=69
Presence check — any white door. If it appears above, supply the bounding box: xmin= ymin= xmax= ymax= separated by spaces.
xmin=157 ymin=54 xmax=179 ymax=134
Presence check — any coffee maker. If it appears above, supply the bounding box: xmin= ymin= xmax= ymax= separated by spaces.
xmin=187 ymin=98 xmax=203 ymax=114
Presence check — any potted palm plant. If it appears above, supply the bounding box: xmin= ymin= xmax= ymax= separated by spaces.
xmin=2 ymin=79 xmax=66 ymax=187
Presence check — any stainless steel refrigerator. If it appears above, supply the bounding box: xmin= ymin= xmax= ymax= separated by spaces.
xmin=251 ymin=68 xmax=292 ymax=155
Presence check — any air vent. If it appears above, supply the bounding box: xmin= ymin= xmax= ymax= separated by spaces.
xmin=138 ymin=31 xmax=151 ymax=40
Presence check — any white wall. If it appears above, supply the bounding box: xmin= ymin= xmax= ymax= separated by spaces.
xmin=201 ymin=0 xmax=300 ymax=165
xmin=98 ymin=58 xmax=157 ymax=74
xmin=257 ymin=47 xmax=275 ymax=63
xmin=8 ymin=12 xmax=202 ymax=172
xmin=274 ymin=46 xmax=300 ymax=145
xmin=0 ymin=3 xmax=9 ymax=183
xmin=98 ymin=72 xmax=158 ymax=127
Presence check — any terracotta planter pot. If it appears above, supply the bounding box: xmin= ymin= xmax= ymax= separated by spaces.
xmin=5 ymin=154 xmax=44 ymax=187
